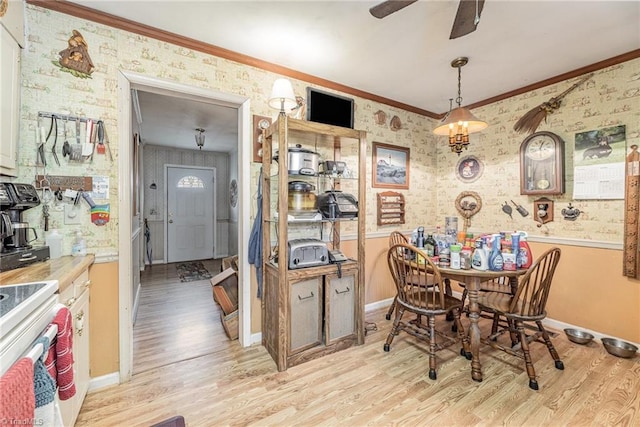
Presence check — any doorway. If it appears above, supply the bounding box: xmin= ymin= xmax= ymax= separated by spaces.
xmin=117 ymin=71 xmax=252 ymax=382
xmin=166 ymin=166 xmax=216 ymax=263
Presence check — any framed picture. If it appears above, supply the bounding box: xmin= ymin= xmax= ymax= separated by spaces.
xmin=372 ymin=142 xmax=410 ymax=189
xmin=455 ymin=155 xmax=484 ymax=183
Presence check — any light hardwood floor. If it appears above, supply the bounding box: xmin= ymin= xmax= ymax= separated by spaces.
xmin=77 ymin=269 xmax=640 ymax=426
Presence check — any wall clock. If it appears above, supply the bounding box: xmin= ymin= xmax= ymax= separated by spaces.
xmin=229 ymin=179 xmax=238 ymax=208
xmin=519 ymin=131 xmax=565 ymax=195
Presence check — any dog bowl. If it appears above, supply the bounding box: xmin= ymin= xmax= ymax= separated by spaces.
xmin=601 ymin=338 xmax=638 ymax=358
xmin=564 ymin=328 xmax=594 ymax=345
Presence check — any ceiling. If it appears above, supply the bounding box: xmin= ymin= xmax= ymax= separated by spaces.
xmin=69 ymin=0 xmax=640 ymax=152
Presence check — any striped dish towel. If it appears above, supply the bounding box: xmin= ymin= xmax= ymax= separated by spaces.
xmin=45 ymin=306 xmax=76 ymax=400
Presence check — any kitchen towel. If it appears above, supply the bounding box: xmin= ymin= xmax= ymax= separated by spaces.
xmin=45 ymin=306 xmax=76 ymax=400
xmin=248 ymin=168 xmax=263 ymax=298
xmin=0 ymin=357 xmax=35 ymax=423
xmin=34 ymin=336 xmax=64 ymax=426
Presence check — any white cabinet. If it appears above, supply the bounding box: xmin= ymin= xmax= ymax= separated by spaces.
xmin=0 ymin=24 xmax=20 ymax=176
xmin=57 ymin=269 xmax=91 ymax=427
xmin=0 ymin=0 xmax=25 ymax=47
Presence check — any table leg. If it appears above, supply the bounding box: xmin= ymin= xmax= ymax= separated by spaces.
xmin=467 ymin=276 xmax=483 ymax=382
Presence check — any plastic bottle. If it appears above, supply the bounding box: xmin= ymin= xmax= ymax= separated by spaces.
xmin=517 ymin=231 xmax=533 ymax=269
xmin=450 ymin=244 xmax=461 ymax=269
xmin=71 ymin=231 xmax=87 ymax=257
xmin=425 ymin=233 xmax=437 ymax=258
xmin=471 ymin=239 xmax=488 ymax=270
xmin=460 ymin=245 xmax=473 ymax=270
xmin=488 ymin=234 xmax=504 ymax=271
xmin=45 ymin=229 xmax=63 ymax=259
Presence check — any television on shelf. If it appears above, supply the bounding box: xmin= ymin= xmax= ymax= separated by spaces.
xmin=305 ymin=87 xmax=354 ymax=129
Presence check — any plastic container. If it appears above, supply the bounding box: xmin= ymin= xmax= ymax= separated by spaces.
xmin=71 ymin=231 xmax=87 ymax=257
xmin=488 ymin=234 xmax=504 ymax=271
xmin=45 ymin=229 xmax=63 ymax=259
xmin=471 ymin=239 xmax=488 ymax=270
xmin=517 ymin=231 xmax=533 ymax=269
xmin=450 ymin=244 xmax=461 ymax=269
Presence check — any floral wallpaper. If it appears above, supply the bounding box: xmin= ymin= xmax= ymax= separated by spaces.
xmin=12 ymin=5 xmax=638 ymax=258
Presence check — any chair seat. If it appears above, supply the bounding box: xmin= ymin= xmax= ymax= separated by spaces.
xmin=478 ymin=291 xmax=545 ymax=320
xmin=400 ymin=289 xmax=463 ymax=313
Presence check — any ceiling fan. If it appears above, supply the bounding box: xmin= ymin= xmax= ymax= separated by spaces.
xmin=369 ymin=0 xmax=485 ymax=39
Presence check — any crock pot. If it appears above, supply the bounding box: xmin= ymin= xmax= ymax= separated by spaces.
xmin=274 ymin=144 xmax=320 ymax=176
xmin=288 ymin=181 xmax=317 ymax=211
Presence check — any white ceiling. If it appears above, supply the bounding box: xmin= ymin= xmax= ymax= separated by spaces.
xmin=72 ymin=0 xmax=640 ymax=152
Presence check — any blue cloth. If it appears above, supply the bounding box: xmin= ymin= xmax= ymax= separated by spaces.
xmin=33 ymin=337 xmax=56 ymax=408
xmin=248 ymin=168 xmax=263 ymax=298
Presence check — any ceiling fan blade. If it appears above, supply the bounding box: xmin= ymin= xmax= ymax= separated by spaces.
xmin=369 ymin=0 xmax=418 ymax=19
xmin=449 ymin=0 xmax=485 ymax=39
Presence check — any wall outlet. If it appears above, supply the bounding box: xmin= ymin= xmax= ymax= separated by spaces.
xmin=64 ymin=204 xmax=82 ymax=225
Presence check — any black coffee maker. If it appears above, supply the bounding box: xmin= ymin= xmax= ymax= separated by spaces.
xmin=0 ymin=183 xmax=50 ymax=271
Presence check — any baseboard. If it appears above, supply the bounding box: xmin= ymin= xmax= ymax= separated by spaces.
xmin=365 ymin=294 xmax=639 ymax=348
xmin=88 ymin=372 xmax=120 ymax=392
xmin=250 ymin=332 xmax=262 ymax=345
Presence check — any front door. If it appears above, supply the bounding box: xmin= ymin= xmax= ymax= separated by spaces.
xmin=166 ymin=166 xmax=215 ymax=263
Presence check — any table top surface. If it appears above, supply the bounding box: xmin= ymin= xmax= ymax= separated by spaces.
xmin=438 ymin=267 xmax=527 ymax=279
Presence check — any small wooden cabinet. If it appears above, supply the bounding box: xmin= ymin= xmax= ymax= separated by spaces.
xmin=261 ymin=115 xmax=366 ymax=371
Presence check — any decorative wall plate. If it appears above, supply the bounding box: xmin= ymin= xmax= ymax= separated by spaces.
xmin=455 ymin=155 xmax=484 ymax=183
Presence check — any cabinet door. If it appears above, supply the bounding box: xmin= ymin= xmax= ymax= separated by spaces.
xmin=0 ymin=25 xmax=20 ymax=176
xmin=58 ymin=286 xmax=90 ymax=427
xmin=325 ymin=271 xmax=356 ymax=344
xmin=289 ymin=277 xmax=322 ymax=353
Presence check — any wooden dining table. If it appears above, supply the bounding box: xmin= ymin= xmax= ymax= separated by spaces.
xmin=438 ymin=267 xmax=528 ymax=382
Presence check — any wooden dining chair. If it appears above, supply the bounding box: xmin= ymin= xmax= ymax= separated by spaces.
xmin=384 ymin=243 xmax=470 ymax=380
xmin=385 ymin=231 xmax=453 ymax=321
xmin=477 ymin=247 xmax=564 ymax=390
xmin=385 ymin=231 xmax=409 ymax=320
xmin=459 ymin=276 xmax=515 ymax=335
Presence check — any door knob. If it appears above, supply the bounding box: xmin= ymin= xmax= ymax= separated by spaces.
xmin=169 ymin=219 xmax=173 ymax=223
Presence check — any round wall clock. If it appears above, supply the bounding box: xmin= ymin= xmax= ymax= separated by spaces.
xmin=229 ymin=179 xmax=238 ymax=208
xmin=519 ymin=131 xmax=565 ymax=195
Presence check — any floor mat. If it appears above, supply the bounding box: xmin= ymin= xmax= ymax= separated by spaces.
xmin=175 ymin=261 xmax=213 ymax=282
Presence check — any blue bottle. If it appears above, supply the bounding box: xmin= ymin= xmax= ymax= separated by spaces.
xmin=488 ymin=234 xmax=504 ymax=271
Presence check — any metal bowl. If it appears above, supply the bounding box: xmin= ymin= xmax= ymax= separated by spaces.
xmin=601 ymin=338 xmax=638 ymax=358
xmin=564 ymin=328 xmax=594 ymax=345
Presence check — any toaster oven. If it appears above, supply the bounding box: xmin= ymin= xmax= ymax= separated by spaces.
xmin=288 ymin=238 xmax=329 ymax=269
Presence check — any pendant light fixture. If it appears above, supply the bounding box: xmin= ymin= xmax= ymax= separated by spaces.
xmin=433 ymin=57 xmax=488 ymax=155
xmin=195 ymin=127 xmax=205 ymax=150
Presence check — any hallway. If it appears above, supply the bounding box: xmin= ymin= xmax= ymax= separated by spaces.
xmin=134 ymin=259 xmax=234 ymax=374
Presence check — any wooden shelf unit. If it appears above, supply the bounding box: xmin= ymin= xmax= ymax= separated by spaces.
xmin=261 ymin=116 xmax=367 ymax=371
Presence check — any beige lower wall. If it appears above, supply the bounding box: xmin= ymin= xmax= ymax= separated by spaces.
xmin=89 ymin=261 xmax=120 ymax=377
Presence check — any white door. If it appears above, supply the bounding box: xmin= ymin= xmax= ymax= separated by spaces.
xmin=166 ymin=166 xmax=215 ymax=263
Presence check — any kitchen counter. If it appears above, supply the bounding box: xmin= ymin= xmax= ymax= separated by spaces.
xmin=0 ymin=255 xmax=95 ymax=293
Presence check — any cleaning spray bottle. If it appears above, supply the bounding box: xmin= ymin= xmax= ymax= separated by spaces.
xmin=471 ymin=238 xmax=488 ymax=270
xmin=488 ymin=234 xmax=504 ymax=271
xmin=516 ymin=231 xmax=533 ymax=269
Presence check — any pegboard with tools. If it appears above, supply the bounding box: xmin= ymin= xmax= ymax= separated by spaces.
xmin=37 ymin=111 xmax=113 ymax=164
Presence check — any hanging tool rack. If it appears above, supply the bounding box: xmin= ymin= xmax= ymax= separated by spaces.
xmin=37 ymin=111 xmax=113 ymax=163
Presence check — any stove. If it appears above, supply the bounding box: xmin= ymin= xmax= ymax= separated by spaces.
xmin=0 ymin=245 xmax=50 ymax=272
xmin=0 ymin=280 xmax=59 ymax=375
